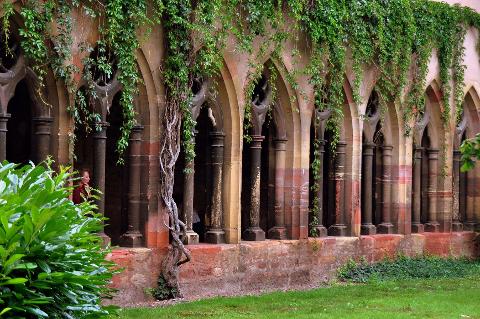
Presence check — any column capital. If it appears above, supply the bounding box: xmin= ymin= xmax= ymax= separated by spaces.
xmin=414 ymin=146 xmax=423 ymax=159
xmin=32 ymin=116 xmax=54 ymax=124
xmin=335 ymin=141 xmax=347 ymax=154
xmin=382 ymin=144 xmax=393 ymax=151
xmin=427 ymin=148 xmax=440 ymax=159
xmin=132 ymin=124 xmax=144 ymax=132
xmin=0 ymin=113 xmax=11 ymax=121
xmin=249 ymin=135 xmax=264 ymax=149
xmin=93 ymin=122 xmax=109 ymax=139
xmin=209 ymin=130 xmax=225 ymax=138
xmin=129 ymin=125 xmax=144 ymax=142
xmin=382 ymin=144 xmax=393 ymax=158
xmin=273 ymin=138 xmax=287 ymax=151
xmin=210 ymin=131 xmax=226 ymax=148
xmin=363 ymin=142 xmax=375 ymax=156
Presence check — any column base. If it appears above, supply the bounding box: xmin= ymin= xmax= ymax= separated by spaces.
xmin=463 ymin=222 xmax=476 ymax=232
xmin=268 ymin=226 xmax=288 ymax=239
xmin=451 ymin=221 xmax=463 ymax=232
xmin=310 ymin=225 xmax=328 ymax=238
xmin=377 ymin=223 xmax=394 ymax=234
xmin=360 ymin=223 xmax=376 ymax=235
xmin=411 ymin=223 xmax=424 ymax=233
xmin=205 ymin=229 xmax=226 ymax=244
xmin=183 ymin=230 xmax=199 ymax=245
xmin=120 ymin=231 xmax=143 ymax=247
xmin=243 ymin=227 xmax=265 ymax=241
xmin=328 ymin=224 xmax=347 ymax=236
xmin=424 ymin=222 xmax=440 ymax=232
xmin=98 ymin=231 xmax=111 ymax=247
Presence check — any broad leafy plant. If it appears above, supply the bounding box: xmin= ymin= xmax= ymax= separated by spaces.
xmin=0 ymin=162 xmax=117 ymax=318
xmin=461 ymin=133 xmax=480 ymax=172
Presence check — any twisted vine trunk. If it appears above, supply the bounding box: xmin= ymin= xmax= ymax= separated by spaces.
xmin=159 ymin=92 xmax=191 ymax=298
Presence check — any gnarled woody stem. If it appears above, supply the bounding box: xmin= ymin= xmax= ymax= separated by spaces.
xmin=159 ymin=91 xmax=191 ymax=298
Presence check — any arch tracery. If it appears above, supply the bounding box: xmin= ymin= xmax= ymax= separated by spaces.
xmin=0 ymin=21 xmax=55 ymax=165
xmin=452 ymin=89 xmax=480 ymax=232
xmin=411 ymin=84 xmax=445 ymax=233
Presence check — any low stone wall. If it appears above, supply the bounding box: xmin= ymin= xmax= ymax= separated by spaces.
xmin=108 ymin=232 xmax=479 ymax=306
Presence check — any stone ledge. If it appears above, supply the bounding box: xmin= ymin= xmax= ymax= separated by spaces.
xmin=107 ymin=232 xmax=478 ymax=306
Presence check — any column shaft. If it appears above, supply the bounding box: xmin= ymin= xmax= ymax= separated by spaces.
xmin=425 ymin=149 xmax=440 ymax=232
xmin=268 ymin=138 xmax=288 ymax=239
xmin=361 ymin=142 xmax=376 ymax=235
xmin=452 ymin=150 xmax=463 ymax=231
xmin=120 ymin=125 xmax=144 ymax=247
xmin=378 ymin=145 xmax=394 ymax=233
xmin=328 ymin=142 xmax=348 ymax=236
xmin=244 ymin=135 xmax=266 ymax=241
xmin=0 ymin=113 xmax=10 ymax=162
xmin=93 ymin=122 xmax=110 ymax=245
xmin=464 ymin=170 xmax=477 ymax=231
xmin=311 ymin=139 xmax=328 ymax=237
xmin=32 ymin=117 xmax=53 ymax=164
xmin=412 ymin=147 xmax=424 ymax=233
xmin=182 ymin=132 xmax=199 ymax=244
xmin=205 ymin=131 xmax=226 ymax=244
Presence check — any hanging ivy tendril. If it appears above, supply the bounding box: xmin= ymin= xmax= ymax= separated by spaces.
xmin=0 ymin=0 xmax=479 ymax=167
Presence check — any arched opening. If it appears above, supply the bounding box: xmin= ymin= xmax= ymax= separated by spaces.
xmin=453 ymin=91 xmax=480 ymax=231
xmin=459 ymin=132 xmax=467 ymax=226
xmin=174 ymin=77 xmax=228 ymax=244
xmin=104 ymin=93 xmax=129 ymax=245
xmin=241 ymin=66 xmax=289 ymax=241
xmin=412 ymin=85 xmax=443 ymax=233
xmin=192 ymin=106 xmax=214 ymax=241
xmin=373 ymin=127 xmax=384 ymax=226
xmin=323 ymin=128 xmax=336 ymax=229
xmin=308 ymin=109 xmax=336 ymax=237
xmin=420 ymin=129 xmax=430 ymax=225
xmin=6 ymin=79 xmax=33 ymax=164
xmin=260 ymin=121 xmax=274 ymax=234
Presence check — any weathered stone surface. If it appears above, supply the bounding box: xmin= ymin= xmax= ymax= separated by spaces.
xmin=107 ymin=232 xmax=478 ymax=306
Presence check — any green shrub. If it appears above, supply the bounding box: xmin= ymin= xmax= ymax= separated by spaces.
xmin=0 ymin=162 xmax=117 ymax=318
xmin=338 ymin=255 xmax=480 ymax=283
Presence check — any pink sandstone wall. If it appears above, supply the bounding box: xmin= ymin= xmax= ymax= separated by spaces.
xmin=108 ymin=232 xmax=479 ymax=306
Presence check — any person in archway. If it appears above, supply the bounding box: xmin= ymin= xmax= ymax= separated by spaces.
xmin=73 ymin=169 xmax=92 ymax=204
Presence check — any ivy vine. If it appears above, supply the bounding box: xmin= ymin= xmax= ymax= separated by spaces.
xmin=1 ymin=0 xmax=479 ymax=199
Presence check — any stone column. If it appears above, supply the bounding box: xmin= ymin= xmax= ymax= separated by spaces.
xmin=0 ymin=113 xmax=10 ymax=161
xmin=268 ymin=138 xmax=288 ymax=239
xmin=120 ymin=125 xmax=144 ymax=247
xmin=93 ymin=122 xmax=110 ymax=245
xmin=311 ymin=139 xmax=328 ymax=237
xmin=412 ymin=146 xmax=424 ymax=233
xmin=464 ymin=171 xmax=476 ymax=231
xmin=452 ymin=149 xmax=463 ymax=232
xmin=205 ymin=131 xmax=226 ymax=244
xmin=182 ymin=131 xmax=200 ymax=245
xmin=425 ymin=149 xmax=440 ymax=232
xmin=328 ymin=142 xmax=348 ymax=236
xmin=244 ymin=135 xmax=266 ymax=241
xmin=361 ymin=142 xmax=376 ymax=235
xmin=32 ymin=117 xmax=53 ymax=164
xmin=378 ymin=145 xmax=394 ymax=233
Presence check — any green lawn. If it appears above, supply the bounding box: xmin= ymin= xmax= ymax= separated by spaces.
xmin=115 ymin=275 xmax=480 ymax=319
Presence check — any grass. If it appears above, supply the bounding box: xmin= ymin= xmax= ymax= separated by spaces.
xmin=113 ymin=274 xmax=480 ymax=319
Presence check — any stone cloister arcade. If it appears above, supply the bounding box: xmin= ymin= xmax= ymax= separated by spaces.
xmin=1 ymin=12 xmax=480 ymax=252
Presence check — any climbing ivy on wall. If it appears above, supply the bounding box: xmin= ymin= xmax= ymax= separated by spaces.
xmin=2 ymin=0 xmax=480 ymax=290
xmin=2 ymin=0 xmax=480 ymax=159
